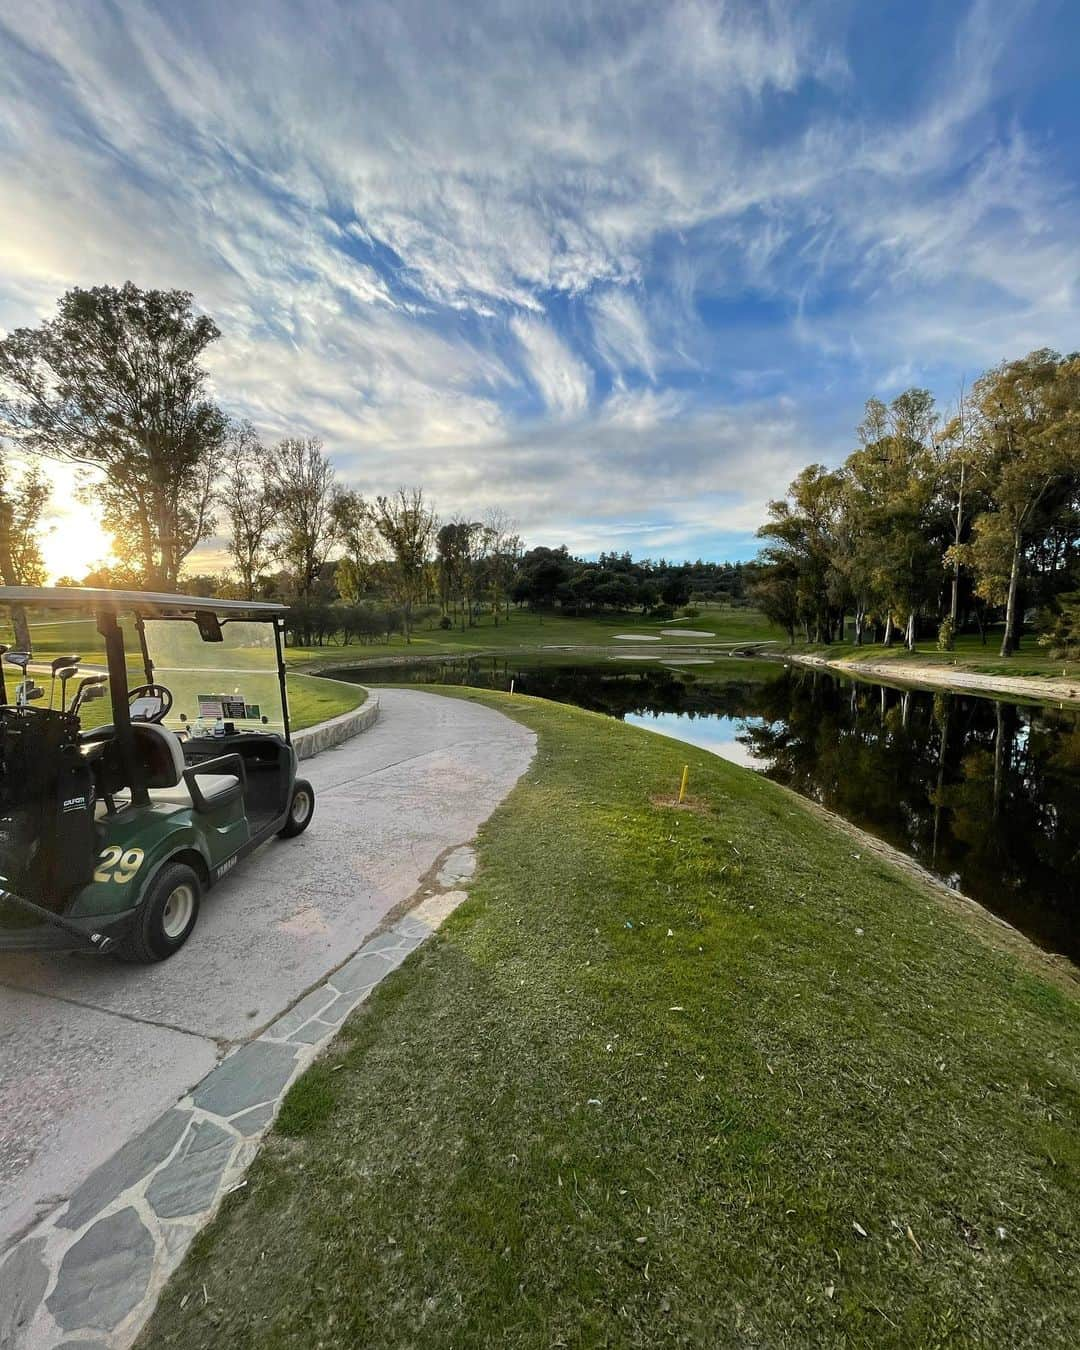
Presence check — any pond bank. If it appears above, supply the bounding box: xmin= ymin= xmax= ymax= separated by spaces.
xmin=784 ymin=651 xmax=1080 ymax=706
xmin=140 ymin=689 xmax=1080 ymax=1349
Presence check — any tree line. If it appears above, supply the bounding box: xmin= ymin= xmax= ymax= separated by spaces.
xmin=0 ymin=281 xmax=748 ymax=646
xmin=752 ymin=349 xmax=1080 ymax=657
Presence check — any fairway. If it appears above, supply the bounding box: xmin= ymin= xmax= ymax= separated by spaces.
xmin=139 ymin=689 xmax=1080 ymax=1349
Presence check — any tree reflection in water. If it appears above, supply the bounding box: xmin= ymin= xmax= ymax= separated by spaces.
xmin=345 ymin=657 xmax=1080 ymax=961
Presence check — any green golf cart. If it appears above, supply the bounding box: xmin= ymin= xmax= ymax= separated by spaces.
xmin=0 ymin=586 xmax=314 ymax=961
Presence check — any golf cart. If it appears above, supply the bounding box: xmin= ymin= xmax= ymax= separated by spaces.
xmin=0 ymin=587 xmax=314 ymax=961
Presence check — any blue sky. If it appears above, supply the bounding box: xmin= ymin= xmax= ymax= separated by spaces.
xmin=1 ymin=0 xmax=1078 ymax=574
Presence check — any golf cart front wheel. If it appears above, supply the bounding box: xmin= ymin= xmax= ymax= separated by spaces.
xmin=116 ymin=862 xmax=202 ymax=963
xmin=280 ymin=779 xmax=315 ymax=838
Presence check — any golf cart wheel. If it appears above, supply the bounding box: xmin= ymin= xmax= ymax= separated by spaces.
xmin=116 ymin=862 xmax=201 ymax=963
xmin=279 ymin=778 xmax=315 ymax=838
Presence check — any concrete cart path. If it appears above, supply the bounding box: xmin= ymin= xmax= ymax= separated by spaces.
xmin=0 ymin=689 xmax=535 ymax=1253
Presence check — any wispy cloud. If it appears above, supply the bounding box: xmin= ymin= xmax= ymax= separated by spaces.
xmin=0 ymin=0 xmax=1077 ymax=567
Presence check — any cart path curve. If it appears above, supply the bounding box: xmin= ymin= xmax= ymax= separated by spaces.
xmin=0 ymin=688 xmax=535 ymax=1257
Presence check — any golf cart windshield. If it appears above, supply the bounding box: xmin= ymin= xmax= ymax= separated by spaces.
xmin=142 ymin=619 xmax=286 ymax=736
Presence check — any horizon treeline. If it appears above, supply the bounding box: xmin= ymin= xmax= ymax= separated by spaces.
xmin=752 ymin=348 xmax=1080 ymax=657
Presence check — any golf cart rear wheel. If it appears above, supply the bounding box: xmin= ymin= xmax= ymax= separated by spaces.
xmin=116 ymin=862 xmax=202 ymax=963
xmin=279 ymin=778 xmax=315 ymax=838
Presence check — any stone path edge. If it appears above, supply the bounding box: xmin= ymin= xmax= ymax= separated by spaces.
xmin=293 ymin=686 xmax=379 ymax=760
xmin=2 ymin=843 xmax=477 ymax=1350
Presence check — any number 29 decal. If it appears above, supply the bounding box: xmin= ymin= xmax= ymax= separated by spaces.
xmin=94 ymin=846 xmax=145 ymax=885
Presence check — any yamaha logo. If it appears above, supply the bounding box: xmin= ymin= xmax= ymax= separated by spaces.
xmin=215 ymin=856 xmax=238 ymax=879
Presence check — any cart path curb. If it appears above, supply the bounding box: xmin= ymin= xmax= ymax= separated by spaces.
xmin=292 ymin=687 xmax=379 ymax=760
xmin=2 ymin=848 xmax=474 ymax=1350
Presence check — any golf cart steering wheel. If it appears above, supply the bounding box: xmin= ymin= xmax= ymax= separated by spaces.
xmin=127 ymin=683 xmax=173 ymax=723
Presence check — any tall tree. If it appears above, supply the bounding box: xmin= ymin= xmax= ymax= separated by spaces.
xmin=483 ymin=508 xmax=522 ymax=626
xmin=0 ymin=454 xmax=49 ymax=648
xmin=374 ymin=488 xmax=437 ymax=642
xmin=330 ymin=488 xmax=380 ymax=602
xmin=219 ymin=420 xmax=277 ymax=600
xmin=0 ymin=283 xmax=225 ymax=588
xmin=267 ymin=437 xmax=340 ymax=597
xmin=968 ymin=350 xmax=1080 ymax=656
xmin=758 ymin=464 xmax=846 ymax=643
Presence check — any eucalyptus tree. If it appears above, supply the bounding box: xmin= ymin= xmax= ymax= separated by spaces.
xmin=967 ymin=350 xmax=1080 ymax=656
xmin=757 ymin=464 xmax=847 ymax=642
xmin=0 ymin=283 xmax=225 ymax=589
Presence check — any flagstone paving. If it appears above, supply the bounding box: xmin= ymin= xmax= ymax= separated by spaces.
xmin=0 ymin=688 xmax=534 ymax=1349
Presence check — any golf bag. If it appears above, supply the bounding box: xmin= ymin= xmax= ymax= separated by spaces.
xmin=0 ymin=708 xmax=96 ymax=908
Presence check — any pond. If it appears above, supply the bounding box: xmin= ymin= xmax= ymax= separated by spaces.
xmin=331 ymin=655 xmax=1080 ymax=963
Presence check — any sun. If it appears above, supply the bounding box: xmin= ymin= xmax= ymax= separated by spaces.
xmin=37 ymin=463 xmax=117 ymax=583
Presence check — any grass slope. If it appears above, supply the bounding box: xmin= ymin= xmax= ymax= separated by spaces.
xmin=142 ymin=690 xmax=1079 ymax=1349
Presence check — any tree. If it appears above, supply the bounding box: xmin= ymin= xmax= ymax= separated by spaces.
xmin=0 ymin=283 xmax=226 ymax=588
xmin=330 ymin=489 xmax=379 ymax=602
xmin=220 ymin=421 xmax=277 ymax=600
xmin=267 ymin=437 xmax=339 ymax=597
xmin=483 ymin=508 xmax=522 ymax=625
xmin=374 ymin=488 xmax=437 ymax=642
xmin=0 ymin=454 xmax=49 ymax=648
xmin=758 ymin=465 xmax=846 ymax=643
xmin=968 ymin=351 xmax=1080 ymax=656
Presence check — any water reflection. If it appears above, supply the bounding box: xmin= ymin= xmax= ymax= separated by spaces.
xmin=337 ymin=657 xmax=1080 ymax=961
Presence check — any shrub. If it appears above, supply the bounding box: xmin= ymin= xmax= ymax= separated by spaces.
xmin=937 ymin=616 xmax=955 ymax=651
xmin=681 ymin=605 xmax=700 ymax=618
xmin=439 ymin=615 xmax=453 ymax=630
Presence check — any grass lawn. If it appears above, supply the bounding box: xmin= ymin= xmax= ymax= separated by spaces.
xmin=288 ymin=603 xmax=780 ymax=666
xmin=141 ymin=689 xmax=1080 ymax=1349
xmin=790 ymin=630 xmax=1076 ymax=682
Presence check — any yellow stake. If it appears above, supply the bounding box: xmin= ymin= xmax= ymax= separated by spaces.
xmin=678 ymin=763 xmax=689 ymax=804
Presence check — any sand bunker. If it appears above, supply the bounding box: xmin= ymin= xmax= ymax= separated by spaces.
xmin=613 ymin=634 xmax=662 ymax=641
xmin=660 ymin=628 xmax=714 ymax=637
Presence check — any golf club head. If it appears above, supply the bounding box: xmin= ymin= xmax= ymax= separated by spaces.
xmin=56 ymin=665 xmax=79 ymax=682
xmin=70 ymin=675 xmax=108 ymax=712
xmin=4 ymin=651 xmax=30 ymax=672
xmin=50 ymin=654 xmax=81 ymax=675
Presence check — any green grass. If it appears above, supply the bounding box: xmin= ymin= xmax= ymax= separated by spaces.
xmin=790 ymin=630 xmax=1076 ymax=682
xmin=140 ymin=689 xmax=1080 ymax=1349
xmin=288 ymin=603 xmax=780 ymax=666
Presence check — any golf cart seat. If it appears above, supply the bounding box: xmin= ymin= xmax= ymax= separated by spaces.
xmin=83 ymin=722 xmax=243 ymax=813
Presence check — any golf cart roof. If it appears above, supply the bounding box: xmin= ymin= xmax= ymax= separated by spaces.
xmin=0 ymin=586 xmax=287 ymax=618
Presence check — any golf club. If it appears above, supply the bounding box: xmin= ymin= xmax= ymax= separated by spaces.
xmin=57 ymin=665 xmax=80 ymax=711
xmin=48 ymin=655 xmax=81 ymax=710
xmin=69 ymin=674 xmax=108 ymax=717
xmin=0 ymin=645 xmax=8 ymax=703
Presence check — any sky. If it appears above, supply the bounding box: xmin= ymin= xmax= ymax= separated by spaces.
xmin=1 ymin=0 xmax=1078 ymax=580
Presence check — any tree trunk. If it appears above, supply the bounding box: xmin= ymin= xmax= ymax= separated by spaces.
xmin=905 ymin=610 xmax=917 ymax=651
xmin=882 ymin=613 xmax=894 ymax=647
xmin=854 ymin=608 xmax=865 ymax=646
xmin=1000 ymin=527 xmax=1023 ymax=657
xmin=9 ymin=604 xmax=31 ymax=653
